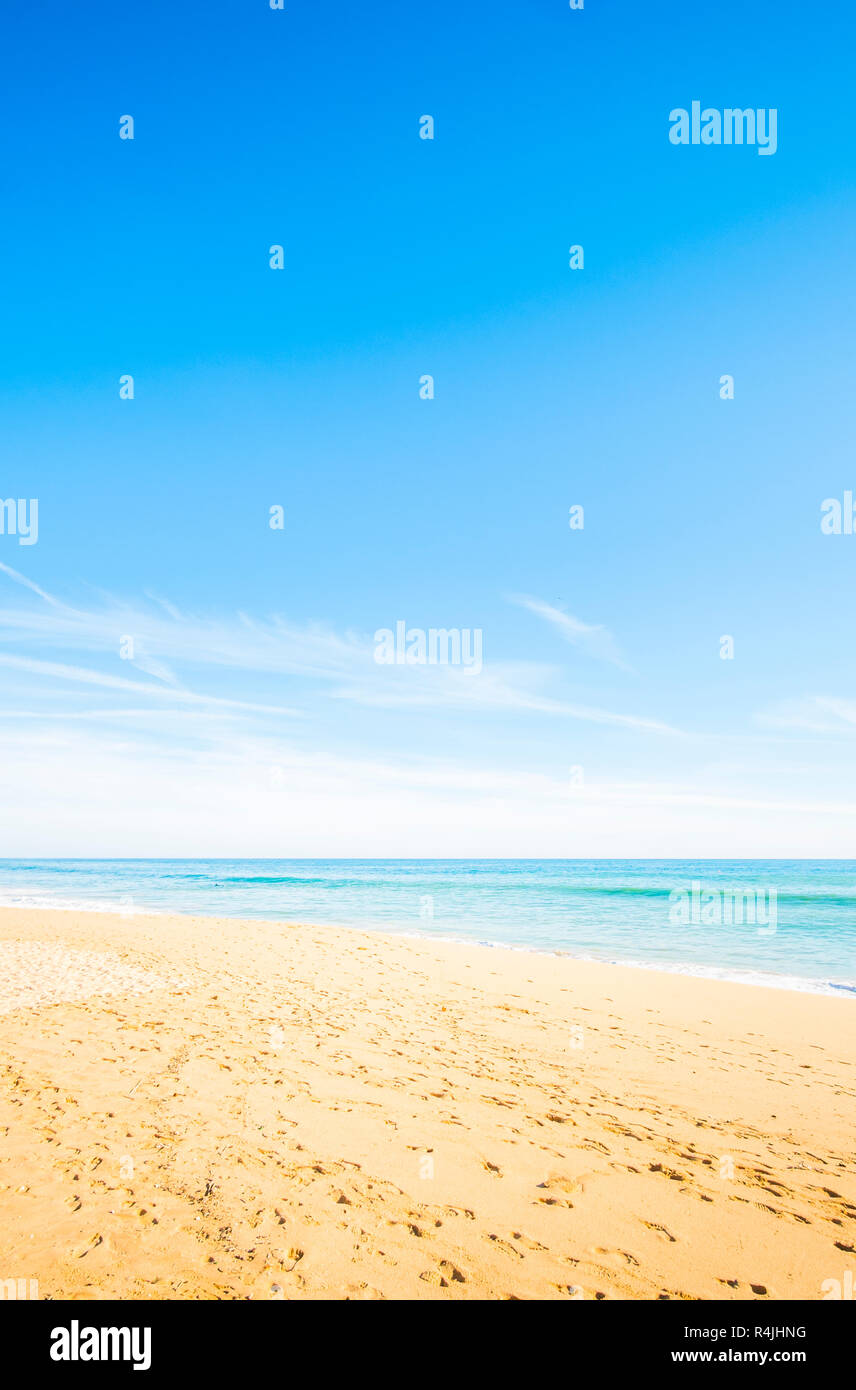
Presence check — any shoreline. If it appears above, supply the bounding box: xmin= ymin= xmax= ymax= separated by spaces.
xmin=0 ymin=897 xmax=851 ymax=1000
xmin=0 ymin=905 xmax=854 ymax=1299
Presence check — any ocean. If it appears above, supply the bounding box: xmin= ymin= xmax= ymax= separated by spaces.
xmin=0 ymin=859 xmax=853 ymax=997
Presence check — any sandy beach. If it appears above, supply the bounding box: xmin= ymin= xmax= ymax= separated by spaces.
xmin=0 ymin=905 xmax=853 ymax=1302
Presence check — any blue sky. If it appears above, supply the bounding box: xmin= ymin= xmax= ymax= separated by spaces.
xmin=1 ymin=0 xmax=855 ymax=856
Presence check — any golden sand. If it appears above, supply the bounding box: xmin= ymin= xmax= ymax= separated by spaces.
xmin=0 ymin=906 xmax=853 ymax=1301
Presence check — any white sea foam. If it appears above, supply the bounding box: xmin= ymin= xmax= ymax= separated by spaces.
xmin=0 ymin=874 xmax=852 ymax=1000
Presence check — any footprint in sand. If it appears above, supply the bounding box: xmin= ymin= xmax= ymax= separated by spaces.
xmin=535 ymin=1174 xmax=581 ymax=1208
xmin=642 ymin=1220 xmax=677 ymax=1243
xmin=419 ymin=1261 xmax=465 ymax=1287
xmin=484 ymin=1234 xmax=523 ymax=1259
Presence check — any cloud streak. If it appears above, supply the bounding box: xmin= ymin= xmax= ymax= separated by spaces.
xmin=0 ymin=654 xmax=303 ymax=718
xmin=508 ymin=594 xmax=630 ymax=670
xmin=0 ymin=567 xmax=676 ymax=733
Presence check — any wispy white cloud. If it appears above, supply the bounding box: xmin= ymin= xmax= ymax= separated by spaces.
xmin=0 ymin=567 xmax=675 ymax=733
xmin=0 ymin=654 xmax=303 ymax=718
xmin=508 ymin=593 xmax=630 ymax=670
xmin=815 ymin=697 xmax=856 ymax=726
xmin=332 ymin=666 xmax=677 ymax=732
xmin=0 ymin=568 xmax=839 ymax=855
xmin=0 ymin=708 xmax=238 ymax=721
xmin=0 ymin=560 xmax=75 ymax=610
xmin=0 ymin=721 xmax=848 ymax=858
xmin=757 ymin=696 xmax=856 ymax=736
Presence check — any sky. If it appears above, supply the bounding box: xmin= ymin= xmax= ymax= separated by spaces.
xmin=0 ymin=0 xmax=855 ymax=857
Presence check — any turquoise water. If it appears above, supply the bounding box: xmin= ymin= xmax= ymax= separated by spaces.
xmin=0 ymin=859 xmax=853 ymax=997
